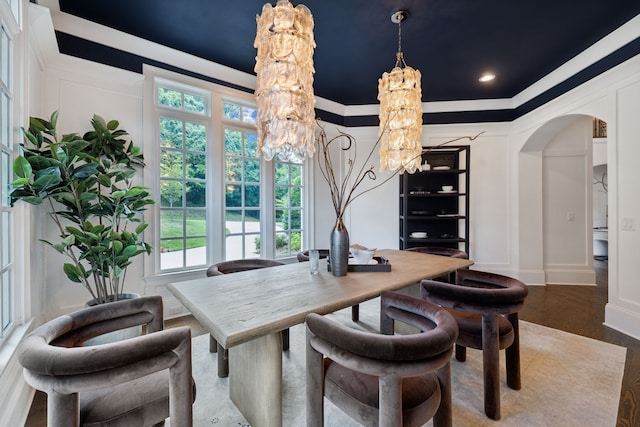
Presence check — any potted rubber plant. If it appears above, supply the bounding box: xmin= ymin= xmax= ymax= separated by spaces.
xmin=10 ymin=111 xmax=154 ymax=305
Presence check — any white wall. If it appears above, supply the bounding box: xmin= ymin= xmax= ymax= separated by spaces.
xmin=606 ymin=76 xmax=640 ymax=339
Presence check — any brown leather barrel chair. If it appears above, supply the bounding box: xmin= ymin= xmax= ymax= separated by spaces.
xmin=306 ymin=291 xmax=459 ymax=427
xmin=420 ymin=269 xmax=528 ymax=420
xmin=206 ymin=258 xmax=286 ymax=377
xmin=17 ymin=296 xmax=194 ymax=427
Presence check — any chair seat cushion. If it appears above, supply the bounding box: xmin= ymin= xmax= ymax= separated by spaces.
xmin=323 ymin=359 xmax=441 ymax=426
xmin=445 ymin=309 xmax=514 ymax=350
xmin=80 ymin=370 xmax=196 ymax=427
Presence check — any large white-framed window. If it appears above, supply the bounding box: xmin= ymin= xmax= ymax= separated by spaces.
xmin=155 ymin=85 xmax=210 ymax=271
xmin=146 ymin=67 xmax=308 ymax=276
xmin=0 ymin=0 xmax=20 ymax=344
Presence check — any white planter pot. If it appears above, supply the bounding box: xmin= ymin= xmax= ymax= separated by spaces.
xmin=83 ymin=293 xmax=142 ymax=346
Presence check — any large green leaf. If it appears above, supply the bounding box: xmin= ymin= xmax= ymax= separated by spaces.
xmin=92 ymin=114 xmax=108 ymax=131
xmin=29 ymin=117 xmax=49 ymax=133
xmin=107 ymin=119 xmax=119 ymax=131
xmin=113 ymin=265 xmax=123 ymax=278
xmin=122 ymin=245 xmax=139 ymax=257
xmin=50 ymin=110 xmax=59 ymax=130
xmin=32 ymin=167 xmax=62 ymax=193
xmin=22 ymin=128 xmax=38 ymax=147
xmin=111 ymin=190 xmax=126 ymax=200
xmin=14 ymin=196 xmax=43 ymax=205
xmin=78 ymin=192 xmax=98 ymax=202
xmin=10 ymin=177 xmax=29 ymax=188
xmin=60 ymin=235 xmax=75 ymax=248
xmin=63 ymin=263 xmax=83 ymax=283
xmin=112 ymin=240 xmax=124 ymax=254
xmin=129 ymin=145 xmax=142 ymax=157
xmin=135 ymin=223 xmax=149 ymax=234
xmin=13 ymin=157 xmax=32 ymax=179
xmin=72 ymin=163 xmax=99 ymax=179
xmin=28 ymin=155 xmax=60 ymax=171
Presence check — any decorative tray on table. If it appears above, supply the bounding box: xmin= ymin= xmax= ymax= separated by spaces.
xmin=327 ymin=256 xmax=391 ymax=272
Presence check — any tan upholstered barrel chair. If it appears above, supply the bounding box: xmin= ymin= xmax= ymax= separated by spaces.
xmin=306 ymin=291 xmax=458 ymax=427
xmin=421 ymin=269 xmax=528 ymax=420
xmin=17 ymin=295 xmax=195 ymax=427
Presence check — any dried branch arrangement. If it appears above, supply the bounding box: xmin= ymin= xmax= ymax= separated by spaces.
xmin=316 ymin=125 xmax=484 ymax=221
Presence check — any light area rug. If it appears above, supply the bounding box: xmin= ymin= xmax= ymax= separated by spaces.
xmin=182 ymin=298 xmax=626 ymax=427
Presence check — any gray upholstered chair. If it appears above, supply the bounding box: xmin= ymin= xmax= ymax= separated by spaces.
xmin=295 ymin=249 xmax=330 ymax=262
xmin=205 ymin=258 xmax=285 ymax=276
xmin=406 ymin=246 xmax=468 ymax=259
xmin=206 ymin=258 xmax=286 ymax=377
xmin=421 ymin=269 xmax=528 ymax=420
xmin=306 ymin=291 xmax=458 ymax=427
xmin=17 ymin=295 xmax=194 ymax=427
xmin=297 ymin=249 xmax=361 ymax=322
xmin=406 ymin=246 xmax=468 ymax=283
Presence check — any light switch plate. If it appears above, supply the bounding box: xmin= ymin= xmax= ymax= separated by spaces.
xmin=621 ymin=217 xmax=636 ymax=231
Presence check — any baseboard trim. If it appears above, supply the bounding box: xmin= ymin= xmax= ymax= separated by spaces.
xmin=544 ymin=265 xmax=596 ymax=285
xmin=605 ymin=303 xmax=640 ymax=341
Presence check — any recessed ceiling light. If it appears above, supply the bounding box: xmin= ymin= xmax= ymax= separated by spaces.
xmin=479 ymin=73 xmax=496 ymax=82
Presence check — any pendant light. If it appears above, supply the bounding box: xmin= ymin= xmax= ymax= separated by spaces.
xmin=254 ymin=0 xmax=316 ymax=162
xmin=378 ymin=10 xmax=423 ymax=174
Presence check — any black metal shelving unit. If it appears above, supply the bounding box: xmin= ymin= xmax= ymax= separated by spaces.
xmin=399 ymin=145 xmax=470 ymax=255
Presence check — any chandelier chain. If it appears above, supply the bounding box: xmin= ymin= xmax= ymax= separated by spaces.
xmin=395 ymin=17 xmax=407 ymax=68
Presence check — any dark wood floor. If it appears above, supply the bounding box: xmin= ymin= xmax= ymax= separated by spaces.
xmin=24 ymin=259 xmax=639 ymax=426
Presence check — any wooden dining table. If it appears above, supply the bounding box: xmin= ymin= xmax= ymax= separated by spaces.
xmin=168 ymin=248 xmax=473 ymax=427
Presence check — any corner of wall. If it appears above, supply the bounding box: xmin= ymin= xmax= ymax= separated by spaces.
xmin=605 ymin=303 xmax=640 ymax=341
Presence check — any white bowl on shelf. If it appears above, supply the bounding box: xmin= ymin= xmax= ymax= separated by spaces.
xmin=410 ymin=231 xmax=428 ymax=238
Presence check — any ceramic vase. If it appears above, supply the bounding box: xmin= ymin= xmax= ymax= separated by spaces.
xmin=330 ymin=218 xmax=349 ymax=276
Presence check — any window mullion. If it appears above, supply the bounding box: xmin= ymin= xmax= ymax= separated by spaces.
xmin=263 ymin=160 xmax=275 ymax=259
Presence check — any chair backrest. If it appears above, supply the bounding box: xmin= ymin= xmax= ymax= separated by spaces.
xmin=307 ymin=291 xmax=458 ymax=371
xmin=406 ymin=246 xmax=469 ymax=259
xmin=421 ymin=269 xmax=528 ymax=314
xmin=17 ymin=296 xmax=194 ymax=427
xmin=296 ymin=249 xmax=330 ymax=262
xmin=206 ymin=258 xmax=284 ymax=276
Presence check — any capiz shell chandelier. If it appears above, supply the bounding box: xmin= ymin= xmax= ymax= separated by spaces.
xmin=378 ymin=10 xmax=423 ymax=174
xmin=254 ymin=0 xmax=316 ymax=162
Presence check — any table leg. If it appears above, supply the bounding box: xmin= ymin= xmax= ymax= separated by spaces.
xmin=229 ymin=332 xmax=283 ymax=426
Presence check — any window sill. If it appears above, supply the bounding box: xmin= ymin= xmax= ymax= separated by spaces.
xmin=0 ymin=320 xmax=32 ymax=379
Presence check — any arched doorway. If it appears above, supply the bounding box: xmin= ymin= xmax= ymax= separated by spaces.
xmin=518 ymin=114 xmax=602 ymax=286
